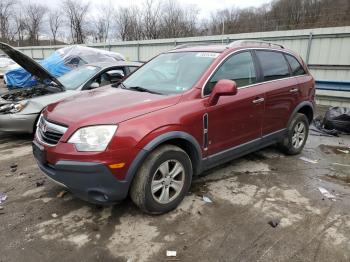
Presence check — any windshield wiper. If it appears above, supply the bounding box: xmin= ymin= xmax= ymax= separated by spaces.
xmin=125 ymin=85 xmax=162 ymax=95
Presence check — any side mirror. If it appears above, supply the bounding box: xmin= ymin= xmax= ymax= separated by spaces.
xmin=89 ymin=82 xmax=100 ymax=89
xmin=207 ymin=79 xmax=237 ymax=106
xmin=110 ymin=73 xmax=124 ymax=83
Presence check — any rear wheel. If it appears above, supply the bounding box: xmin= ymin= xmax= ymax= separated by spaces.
xmin=130 ymin=145 xmax=192 ymax=214
xmin=278 ymin=113 xmax=309 ymax=155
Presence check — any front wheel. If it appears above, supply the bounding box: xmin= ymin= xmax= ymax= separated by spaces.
xmin=130 ymin=145 xmax=192 ymax=214
xmin=278 ymin=113 xmax=309 ymax=155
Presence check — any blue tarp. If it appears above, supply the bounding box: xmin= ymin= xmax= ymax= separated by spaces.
xmin=6 ymin=52 xmax=70 ymax=89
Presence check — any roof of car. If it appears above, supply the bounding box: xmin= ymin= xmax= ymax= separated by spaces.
xmin=168 ymin=40 xmax=289 ymax=53
xmin=87 ymin=61 xmax=143 ymax=68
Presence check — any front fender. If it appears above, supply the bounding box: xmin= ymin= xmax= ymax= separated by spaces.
xmin=124 ymin=129 xmax=202 ymax=185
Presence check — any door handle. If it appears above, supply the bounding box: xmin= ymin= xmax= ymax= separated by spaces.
xmin=252 ymin=97 xmax=264 ymax=104
xmin=289 ymin=88 xmax=299 ymax=93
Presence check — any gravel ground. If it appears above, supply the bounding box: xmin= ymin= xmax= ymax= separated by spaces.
xmin=1 ymin=83 xmax=350 ymax=261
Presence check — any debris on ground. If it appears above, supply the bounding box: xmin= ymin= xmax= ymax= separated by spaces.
xmin=0 ymin=193 xmax=8 ymax=204
xmin=268 ymin=219 xmax=280 ymax=228
xmin=337 ymin=149 xmax=349 ymax=154
xmin=10 ymin=167 xmax=17 ymax=173
xmin=18 ymin=172 xmax=26 ymax=176
xmin=318 ymin=187 xmax=336 ymax=201
xmin=4 ymin=187 xmax=14 ymax=193
xmin=36 ymin=181 xmax=45 ymax=187
xmin=0 ymin=206 xmax=4 ymax=210
xmin=57 ymin=190 xmax=67 ymax=198
xmin=332 ymin=163 xmax=350 ymax=167
xmin=5 ymin=173 xmax=13 ymax=177
xmin=166 ymin=250 xmax=177 ymax=257
xmin=202 ymin=195 xmax=213 ymax=203
xmin=51 ymin=213 xmax=58 ymax=218
xmin=10 ymin=163 xmax=17 ymax=169
xmin=313 ymin=107 xmax=350 ymax=136
xmin=300 ymin=156 xmax=318 ymax=164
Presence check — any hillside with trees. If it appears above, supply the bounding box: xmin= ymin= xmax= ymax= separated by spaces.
xmin=0 ymin=0 xmax=349 ymax=46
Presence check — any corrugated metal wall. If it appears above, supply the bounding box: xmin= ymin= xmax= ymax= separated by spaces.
xmin=16 ymin=26 xmax=350 ymax=82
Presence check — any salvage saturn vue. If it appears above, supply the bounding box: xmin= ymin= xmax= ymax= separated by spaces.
xmin=0 ymin=42 xmax=141 ymax=133
xmin=33 ymin=40 xmax=315 ymax=214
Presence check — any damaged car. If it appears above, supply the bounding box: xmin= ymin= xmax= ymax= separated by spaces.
xmin=5 ymin=45 xmax=125 ymax=89
xmin=0 ymin=42 xmax=141 ymax=133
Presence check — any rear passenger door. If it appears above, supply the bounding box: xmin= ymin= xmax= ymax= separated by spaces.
xmin=255 ymin=50 xmax=300 ymax=136
xmin=204 ymin=51 xmax=265 ymax=155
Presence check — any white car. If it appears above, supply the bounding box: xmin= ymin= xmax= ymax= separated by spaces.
xmin=0 ymin=56 xmax=18 ymax=79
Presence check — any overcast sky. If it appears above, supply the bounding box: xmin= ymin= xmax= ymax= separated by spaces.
xmin=31 ymin=0 xmax=272 ymax=18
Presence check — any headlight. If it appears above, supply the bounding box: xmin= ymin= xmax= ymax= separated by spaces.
xmin=68 ymin=125 xmax=118 ymax=152
xmin=0 ymin=101 xmax=27 ymax=114
xmin=12 ymin=101 xmax=27 ymax=113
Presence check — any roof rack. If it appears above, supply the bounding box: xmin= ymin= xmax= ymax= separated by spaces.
xmin=172 ymin=42 xmax=220 ymax=50
xmin=227 ymin=40 xmax=284 ymax=49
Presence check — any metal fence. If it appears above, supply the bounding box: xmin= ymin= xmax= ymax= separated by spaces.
xmin=15 ymin=26 xmax=350 ymax=83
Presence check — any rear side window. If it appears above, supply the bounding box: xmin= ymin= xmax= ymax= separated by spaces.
xmin=285 ymin=54 xmax=306 ymax=76
xmin=204 ymin=51 xmax=257 ymax=95
xmin=256 ymin=51 xmax=290 ymax=81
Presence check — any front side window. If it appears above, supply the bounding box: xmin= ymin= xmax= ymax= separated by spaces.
xmin=285 ymin=54 xmax=306 ymax=76
xmin=256 ymin=51 xmax=290 ymax=81
xmin=58 ymin=65 xmax=101 ymax=90
xmin=123 ymin=52 xmax=218 ymax=95
xmin=204 ymin=51 xmax=257 ymax=96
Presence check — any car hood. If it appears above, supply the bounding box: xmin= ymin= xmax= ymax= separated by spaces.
xmin=45 ymin=87 xmax=181 ymax=127
xmin=0 ymin=42 xmax=64 ymax=91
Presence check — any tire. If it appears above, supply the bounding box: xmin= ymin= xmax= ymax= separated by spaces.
xmin=130 ymin=144 xmax=193 ymax=214
xmin=278 ymin=113 xmax=309 ymax=155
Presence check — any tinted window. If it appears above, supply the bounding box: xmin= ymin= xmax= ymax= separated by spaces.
xmin=256 ymin=51 xmax=290 ymax=81
xmin=285 ymin=54 xmax=306 ymax=76
xmin=204 ymin=52 xmax=257 ymax=96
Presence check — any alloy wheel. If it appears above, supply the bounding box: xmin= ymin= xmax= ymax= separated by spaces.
xmin=292 ymin=121 xmax=306 ymax=149
xmin=151 ymin=159 xmax=185 ymax=204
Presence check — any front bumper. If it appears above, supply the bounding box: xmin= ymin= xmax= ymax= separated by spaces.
xmin=0 ymin=113 xmax=37 ymax=133
xmin=34 ymin=143 xmax=130 ymax=204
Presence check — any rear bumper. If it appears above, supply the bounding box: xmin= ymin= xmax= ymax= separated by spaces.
xmin=35 ymin=154 xmax=130 ymax=204
xmin=0 ymin=113 xmax=37 ymax=133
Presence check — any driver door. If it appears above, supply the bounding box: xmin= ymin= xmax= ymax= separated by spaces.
xmin=204 ymin=51 xmax=265 ymax=156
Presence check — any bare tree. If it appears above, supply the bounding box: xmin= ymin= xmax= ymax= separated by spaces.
xmin=142 ymin=0 xmax=162 ymax=39
xmin=92 ymin=1 xmax=113 ymax=43
xmin=114 ymin=6 xmax=142 ymax=41
xmin=13 ymin=11 xmax=27 ymax=44
xmin=159 ymin=0 xmax=199 ymax=38
xmin=24 ymin=3 xmax=47 ymax=45
xmin=0 ymin=0 xmax=16 ymax=42
xmin=48 ymin=10 xmax=63 ymax=45
xmin=62 ymin=0 xmax=90 ymax=44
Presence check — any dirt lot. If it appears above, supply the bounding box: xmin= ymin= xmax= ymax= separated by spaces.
xmin=1 ymin=85 xmax=350 ymax=261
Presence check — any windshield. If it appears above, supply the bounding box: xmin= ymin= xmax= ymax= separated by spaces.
xmin=123 ymin=52 xmax=218 ymax=95
xmin=58 ymin=65 xmax=101 ymax=90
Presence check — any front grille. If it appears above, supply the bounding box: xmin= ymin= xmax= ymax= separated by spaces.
xmin=36 ymin=116 xmax=68 ymax=146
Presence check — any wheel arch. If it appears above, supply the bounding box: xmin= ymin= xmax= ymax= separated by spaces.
xmin=125 ymin=131 xmax=203 ymax=185
xmin=288 ymin=101 xmax=314 ymax=126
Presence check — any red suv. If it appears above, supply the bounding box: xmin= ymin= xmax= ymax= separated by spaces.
xmin=33 ymin=41 xmax=315 ymax=214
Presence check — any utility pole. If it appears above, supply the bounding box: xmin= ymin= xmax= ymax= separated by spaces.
xmin=221 ymin=19 xmax=225 ymax=44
